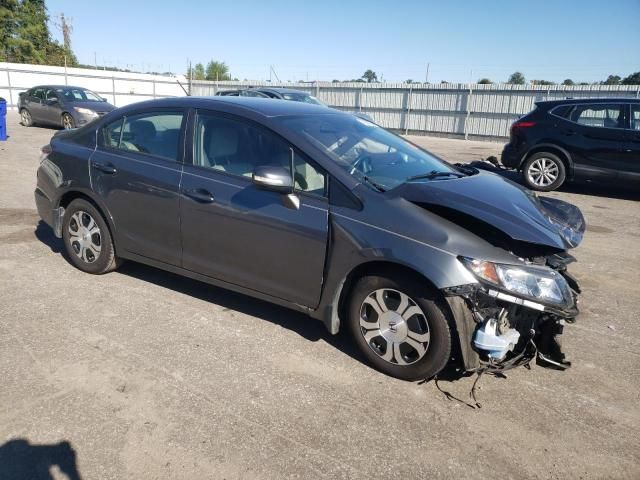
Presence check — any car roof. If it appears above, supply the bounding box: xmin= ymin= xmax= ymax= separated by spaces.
xmin=537 ymin=97 xmax=640 ymax=106
xmin=127 ymin=96 xmax=336 ymax=117
xmin=255 ymin=87 xmax=314 ymax=95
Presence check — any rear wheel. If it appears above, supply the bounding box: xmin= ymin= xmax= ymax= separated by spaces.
xmin=20 ymin=109 xmax=33 ymax=127
xmin=523 ymin=152 xmax=566 ymax=191
xmin=62 ymin=113 xmax=75 ymax=130
xmin=62 ymin=199 xmax=121 ymax=274
xmin=347 ymin=274 xmax=452 ymax=381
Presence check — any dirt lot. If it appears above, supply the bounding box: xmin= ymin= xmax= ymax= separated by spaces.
xmin=1 ymin=110 xmax=639 ymax=479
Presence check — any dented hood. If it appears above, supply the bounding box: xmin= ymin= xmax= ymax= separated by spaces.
xmin=391 ymin=171 xmax=585 ymax=250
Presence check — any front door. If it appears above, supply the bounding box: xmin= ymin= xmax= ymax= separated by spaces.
xmin=89 ymin=109 xmax=186 ymax=265
xmin=180 ymin=110 xmax=329 ymax=307
xmin=623 ymin=104 xmax=640 ymax=181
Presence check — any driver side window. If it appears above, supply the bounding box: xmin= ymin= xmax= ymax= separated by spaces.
xmin=194 ymin=111 xmax=326 ymax=196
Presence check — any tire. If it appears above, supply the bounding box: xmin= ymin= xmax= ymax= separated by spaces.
xmin=522 ymin=152 xmax=566 ymax=191
xmin=20 ymin=109 xmax=33 ymax=127
xmin=347 ymin=274 xmax=452 ymax=381
xmin=62 ymin=113 xmax=75 ymax=130
xmin=62 ymin=199 xmax=121 ymax=274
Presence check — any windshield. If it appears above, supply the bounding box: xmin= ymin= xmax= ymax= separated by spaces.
xmin=279 ymin=114 xmax=456 ymax=190
xmin=282 ymin=92 xmax=325 ymax=106
xmin=56 ymin=88 xmax=103 ymax=102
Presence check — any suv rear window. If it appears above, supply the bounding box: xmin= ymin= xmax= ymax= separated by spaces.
xmin=550 ymin=105 xmax=572 ymax=118
xmin=570 ymin=104 xmax=624 ymax=129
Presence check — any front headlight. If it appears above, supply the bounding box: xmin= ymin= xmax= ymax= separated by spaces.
xmin=73 ymin=107 xmax=97 ymax=116
xmin=460 ymin=258 xmax=571 ymax=306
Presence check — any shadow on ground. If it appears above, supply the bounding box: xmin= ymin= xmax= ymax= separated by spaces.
xmin=0 ymin=439 xmax=82 ymax=480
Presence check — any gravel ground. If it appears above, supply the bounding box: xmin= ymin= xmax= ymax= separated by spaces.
xmin=1 ymin=111 xmax=639 ymax=479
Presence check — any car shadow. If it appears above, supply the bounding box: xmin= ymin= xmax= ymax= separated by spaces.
xmin=117 ymin=261 xmax=362 ymax=358
xmin=33 ymin=221 xmax=364 ymax=365
xmin=479 ymin=166 xmax=640 ymax=201
xmin=0 ymin=439 xmax=83 ymax=480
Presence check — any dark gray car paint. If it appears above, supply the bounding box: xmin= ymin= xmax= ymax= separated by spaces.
xmin=35 ymin=97 xmax=584 ymax=370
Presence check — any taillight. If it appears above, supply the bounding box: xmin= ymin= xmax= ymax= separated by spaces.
xmin=40 ymin=144 xmax=52 ymax=163
xmin=510 ymin=121 xmax=536 ymax=134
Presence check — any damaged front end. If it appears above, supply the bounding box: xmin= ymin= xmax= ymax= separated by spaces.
xmin=444 ymin=252 xmax=580 ymax=373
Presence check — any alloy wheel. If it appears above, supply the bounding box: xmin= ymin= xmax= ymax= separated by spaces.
xmin=527 ymin=157 xmax=559 ymax=187
xmin=359 ymin=288 xmax=430 ymax=365
xmin=68 ymin=210 xmax=101 ymax=263
xmin=21 ymin=110 xmax=31 ymax=125
xmin=62 ymin=114 xmax=74 ymax=130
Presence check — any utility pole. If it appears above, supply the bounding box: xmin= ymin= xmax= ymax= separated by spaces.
xmin=94 ymin=52 xmax=97 ymax=70
xmin=425 ymin=63 xmax=430 ymax=84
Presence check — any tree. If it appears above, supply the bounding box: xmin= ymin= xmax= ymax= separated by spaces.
xmin=562 ymin=79 xmax=575 ymax=86
xmin=477 ymin=78 xmax=492 ymax=84
xmin=602 ymin=75 xmax=621 ymax=85
xmin=0 ymin=0 xmax=75 ymax=66
xmin=188 ymin=63 xmax=205 ymax=80
xmin=405 ymin=79 xmax=413 ymax=84
xmin=622 ymin=71 xmax=640 ymax=85
xmin=332 ymin=79 xmax=340 ymax=83
xmin=531 ymin=79 xmax=555 ymax=85
xmin=205 ymin=61 xmax=231 ymax=81
xmin=507 ymin=71 xmax=525 ymax=85
xmin=361 ymin=69 xmax=378 ymax=83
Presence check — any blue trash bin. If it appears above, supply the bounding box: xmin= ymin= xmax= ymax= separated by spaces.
xmin=0 ymin=97 xmax=7 ymax=141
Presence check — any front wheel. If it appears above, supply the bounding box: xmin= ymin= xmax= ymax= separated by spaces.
xmin=62 ymin=112 xmax=75 ymax=130
xmin=522 ymin=152 xmax=566 ymax=191
xmin=347 ymin=275 xmax=452 ymax=381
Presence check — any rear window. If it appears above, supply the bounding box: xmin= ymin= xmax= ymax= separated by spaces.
xmin=550 ymin=105 xmax=572 ymax=119
xmin=570 ymin=104 xmax=624 ymax=129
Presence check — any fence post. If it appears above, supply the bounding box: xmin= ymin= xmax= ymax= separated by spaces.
xmin=152 ymin=79 xmax=156 ymax=99
xmin=404 ymin=84 xmax=413 ymax=135
xmin=6 ymin=67 xmax=13 ymax=108
xmin=358 ymin=85 xmax=363 ymax=112
xmin=315 ymin=81 xmax=320 ymax=98
xmin=111 ymin=76 xmax=116 ymax=106
xmin=464 ymin=82 xmax=473 ymax=140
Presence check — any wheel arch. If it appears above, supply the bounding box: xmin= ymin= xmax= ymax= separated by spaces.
xmin=325 ymin=259 xmax=475 ymax=371
xmin=521 ymin=144 xmax=574 ymax=179
xmin=57 ymin=190 xmax=118 ymax=254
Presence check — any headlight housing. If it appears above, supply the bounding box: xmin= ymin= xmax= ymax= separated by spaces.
xmin=460 ymin=257 xmax=572 ymax=307
xmin=73 ymin=107 xmax=97 ymax=116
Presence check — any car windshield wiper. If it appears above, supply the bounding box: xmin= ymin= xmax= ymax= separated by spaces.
xmin=359 ymin=175 xmax=386 ymax=192
xmin=405 ymin=170 xmax=465 ymax=181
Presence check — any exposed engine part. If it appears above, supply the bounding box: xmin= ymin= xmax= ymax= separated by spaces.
xmin=473 ymin=317 xmax=520 ymax=361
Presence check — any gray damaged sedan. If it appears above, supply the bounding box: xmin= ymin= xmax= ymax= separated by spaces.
xmin=35 ymin=97 xmax=583 ymax=380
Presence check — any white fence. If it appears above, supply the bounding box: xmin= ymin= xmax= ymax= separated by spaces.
xmin=194 ymin=80 xmax=640 ymax=139
xmin=1 ymin=62 xmax=188 ymax=109
xmin=3 ymin=63 xmax=639 ymax=139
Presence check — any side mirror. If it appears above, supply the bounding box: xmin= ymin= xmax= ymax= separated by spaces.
xmin=47 ymin=97 xmax=58 ymax=104
xmin=252 ymin=166 xmax=293 ymax=194
xmin=100 ymin=97 xmax=107 ymax=102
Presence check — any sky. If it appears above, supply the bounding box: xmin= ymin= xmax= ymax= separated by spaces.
xmin=46 ymin=0 xmax=640 ymax=83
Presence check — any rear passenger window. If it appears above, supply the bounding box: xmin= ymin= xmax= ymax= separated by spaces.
xmin=102 ymin=112 xmax=184 ymax=161
xmin=570 ymin=104 xmax=624 ymax=129
xmin=631 ymin=105 xmax=640 ymax=131
xmin=550 ymin=105 xmax=572 ymax=118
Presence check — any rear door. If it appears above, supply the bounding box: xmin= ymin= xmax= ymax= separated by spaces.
xmin=42 ymin=88 xmax=63 ymax=126
xmin=624 ymin=104 xmax=640 ymax=181
xmin=27 ymin=87 xmax=46 ymax=122
xmin=180 ymin=109 xmax=329 ymax=307
xmin=565 ymin=103 xmax=628 ymax=180
xmin=89 ymin=109 xmax=186 ymax=265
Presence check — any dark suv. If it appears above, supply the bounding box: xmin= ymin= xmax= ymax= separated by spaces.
xmin=501 ymin=98 xmax=640 ymax=191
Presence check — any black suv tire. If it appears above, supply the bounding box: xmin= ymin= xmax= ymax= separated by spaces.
xmin=522 ymin=152 xmax=566 ymax=192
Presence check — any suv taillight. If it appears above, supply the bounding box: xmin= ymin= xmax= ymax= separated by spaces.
xmin=510 ymin=121 xmax=536 ymax=134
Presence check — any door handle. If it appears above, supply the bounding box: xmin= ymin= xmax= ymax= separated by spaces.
xmin=562 ymin=129 xmax=577 ymax=136
xmin=184 ymin=188 xmax=215 ymax=203
xmin=91 ymin=161 xmax=117 ymax=174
